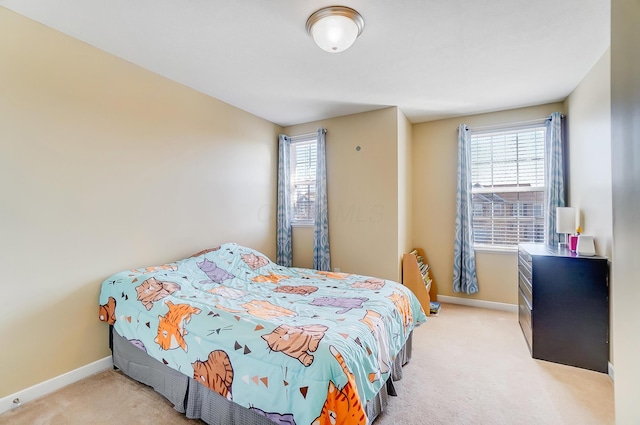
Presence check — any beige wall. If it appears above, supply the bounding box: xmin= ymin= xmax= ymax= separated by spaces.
xmin=0 ymin=9 xmax=280 ymax=398
xmin=291 ymin=226 xmax=314 ymax=269
xmin=397 ymin=109 xmax=413 ymax=279
xmin=564 ymin=49 xmax=613 ymax=258
xmin=563 ymin=48 xmax=614 ymax=368
xmin=611 ymin=0 xmax=640 ymax=421
xmin=285 ymin=107 xmax=401 ymax=281
xmin=412 ymin=103 xmax=565 ymax=304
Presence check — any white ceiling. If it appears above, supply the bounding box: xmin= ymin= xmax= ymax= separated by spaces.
xmin=1 ymin=0 xmax=610 ymax=127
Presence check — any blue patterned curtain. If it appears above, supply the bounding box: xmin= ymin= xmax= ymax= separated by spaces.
xmin=313 ymin=128 xmax=331 ymax=271
xmin=544 ymin=112 xmax=566 ymax=245
xmin=276 ymin=134 xmax=292 ymax=266
xmin=453 ymin=124 xmax=479 ymax=294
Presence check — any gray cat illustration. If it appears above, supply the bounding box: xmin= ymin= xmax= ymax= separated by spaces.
xmin=197 ymin=259 xmax=234 ymax=283
xmin=309 ymin=296 xmax=368 ymax=314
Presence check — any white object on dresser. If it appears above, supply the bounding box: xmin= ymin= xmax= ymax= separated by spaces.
xmin=576 ymin=235 xmax=596 ymax=256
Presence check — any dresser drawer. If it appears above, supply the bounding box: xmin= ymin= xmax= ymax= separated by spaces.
xmin=518 ymin=249 xmax=532 ymax=280
xmin=518 ymin=246 xmax=532 ymax=263
xmin=518 ymin=288 xmax=533 ymax=352
xmin=518 ymin=269 xmax=533 ymax=307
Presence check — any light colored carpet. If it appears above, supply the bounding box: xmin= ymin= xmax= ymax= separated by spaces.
xmin=0 ymin=303 xmax=614 ymax=425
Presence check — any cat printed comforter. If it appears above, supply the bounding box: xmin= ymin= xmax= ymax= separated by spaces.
xmin=98 ymin=243 xmax=427 ymax=425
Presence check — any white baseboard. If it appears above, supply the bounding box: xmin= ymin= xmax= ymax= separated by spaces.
xmin=437 ymin=295 xmax=518 ymax=313
xmin=608 ymin=362 xmax=614 ymax=381
xmin=0 ymin=356 xmax=113 ymax=415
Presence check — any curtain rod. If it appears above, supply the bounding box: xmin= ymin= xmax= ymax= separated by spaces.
xmin=459 ymin=114 xmax=565 ymax=132
xmin=291 ymin=131 xmax=317 ymax=138
xmin=289 ymin=128 xmax=326 ymax=140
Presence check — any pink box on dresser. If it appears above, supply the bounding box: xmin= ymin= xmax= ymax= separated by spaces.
xmin=569 ymin=235 xmax=579 ymax=252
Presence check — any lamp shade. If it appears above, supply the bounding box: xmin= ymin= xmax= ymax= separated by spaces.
xmin=306 ymin=6 xmax=364 ymax=53
xmin=556 ymin=207 xmax=576 ymax=234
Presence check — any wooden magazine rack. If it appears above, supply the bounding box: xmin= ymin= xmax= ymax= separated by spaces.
xmin=402 ymin=248 xmax=437 ymax=315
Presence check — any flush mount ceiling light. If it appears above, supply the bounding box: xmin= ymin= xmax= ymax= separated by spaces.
xmin=306 ymin=6 xmax=364 ymax=53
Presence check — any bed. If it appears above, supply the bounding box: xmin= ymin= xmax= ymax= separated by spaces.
xmin=98 ymin=242 xmax=427 ymax=425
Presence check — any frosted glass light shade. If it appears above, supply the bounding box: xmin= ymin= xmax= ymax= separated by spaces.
xmin=306 ymin=6 xmax=364 ymax=53
xmin=556 ymin=207 xmax=576 ymax=233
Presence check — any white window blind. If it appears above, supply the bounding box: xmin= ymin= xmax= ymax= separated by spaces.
xmin=290 ymin=136 xmax=317 ymax=224
xmin=470 ymin=125 xmax=546 ymax=248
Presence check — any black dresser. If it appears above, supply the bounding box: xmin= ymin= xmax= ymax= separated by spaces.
xmin=517 ymin=243 xmax=609 ymax=373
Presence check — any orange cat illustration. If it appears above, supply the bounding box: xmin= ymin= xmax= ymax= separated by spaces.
xmin=388 ymin=291 xmax=412 ymax=330
xmin=274 ymin=285 xmax=318 ymax=296
xmin=214 ymin=300 xmax=296 ymax=319
xmin=132 ymin=264 xmax=178 ymax=273
xmin=316 ymin=271 xmax=349 ymax=280
xmin=312 ymin=345 xmax=366 ymax=425
xmin=252 ymin=272 xmax=289 ymax=284
xmin=241 ymin=300 xmax=296 ymax=319
xmin=262 ymin=324 xmax=328 ymax=366
xmin=188 ymin=246 xmax=221 ymax=258
xmin=241 ymin=253 xmax=269 ymax=270
xmin=135 ymin=278 xmax=180 ymax=310
xmin=98 ymin=296 xmax=117 ymax=325
xmin=192 ymin=350 xmax=234 ymax=401
xmin=209 ymin=286 xmax=247 ymax=299
xmin=155 ymin=301 xmax=201 ymax=352
xmin=351 ymin=278 xmax=386 ymax=291
xmin=360 ymin=310 xmax=391 ymax=382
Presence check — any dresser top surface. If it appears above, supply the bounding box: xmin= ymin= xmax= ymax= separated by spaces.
xmin=518 ymin=243 xmax=607 ymax=260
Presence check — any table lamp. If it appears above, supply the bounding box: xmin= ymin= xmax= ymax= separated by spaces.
xmin=556 ymin=207 xmax=576 ymax=249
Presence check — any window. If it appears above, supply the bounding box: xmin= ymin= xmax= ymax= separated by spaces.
xmin=290 ymin=135 xmax=317 ymax=224
xmin=470 ymin=124 xmax=546 ymax=248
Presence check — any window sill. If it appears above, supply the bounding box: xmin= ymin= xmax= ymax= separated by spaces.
xmin=473 ymin=245 xmax=518 ymax=255
xmin=291 ymin=222 xmax=314 ymax=228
